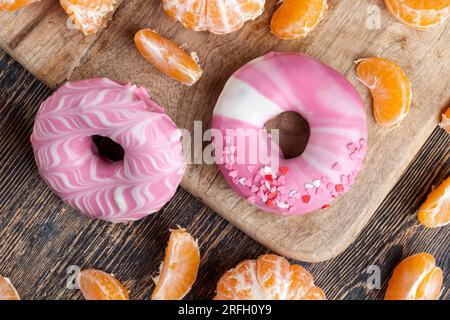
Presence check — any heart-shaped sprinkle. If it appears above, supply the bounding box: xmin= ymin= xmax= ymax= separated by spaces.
xmin=301 ymin=195 xmax=311 ymax=203
xmin=335 ymin=184 xmax=344 ymax=193
xmin=279 ymin=167 xmax=289 ymax=175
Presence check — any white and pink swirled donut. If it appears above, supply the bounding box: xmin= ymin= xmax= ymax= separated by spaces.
xmin=31 ymin=78 xmax=186 ymax=223
xmin=212 ymin=52 xmax=368 ymax=215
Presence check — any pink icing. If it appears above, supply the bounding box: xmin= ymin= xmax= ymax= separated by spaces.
xmin=212 ymin=52 xmax=368 ymax=215
xmin=31 ymin=78 xmax=186 ymax=223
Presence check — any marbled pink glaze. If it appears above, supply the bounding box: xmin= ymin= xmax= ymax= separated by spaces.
xmin=31 ymin=78 xmax=186 ymax=223
xmin=212 ymin=52 xmax=368 ymax=215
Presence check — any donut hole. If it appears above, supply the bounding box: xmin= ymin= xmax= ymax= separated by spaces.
xmin=92 ymin=135 xmax=125 ymax=162
xmin=264 ymin=111 xmax=311 ymax=159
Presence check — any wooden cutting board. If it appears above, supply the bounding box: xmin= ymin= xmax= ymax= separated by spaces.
xmin=1 ymin=0 xmax=449 ymax=262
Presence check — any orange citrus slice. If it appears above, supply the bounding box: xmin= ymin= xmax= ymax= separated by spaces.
xmin=0 ymin=0 xmax=39 ymax=11
xmin=0 ymin=276 xmax=20 ymax=300
xmin=356 ymin=57 xmax=412 ymax=127
xmin=162 ymin=0 xmax=265 ymax=34
xmin=151 ymin=228 xmax=200 ymax=300
xmin=439 ymin=107 xmax=450 ymax=133
xmin=77 ymin=269 xmax=129 ymax=300
xmin=135 ymin=29 xmax=203 ymax=86
xmin=385 ymin=253 xmax=443 ymax=300
xmin=385 ymin=0 xmax=450 ymax=30
xmin=60 ymin=0 xmax=119 ymax=36
xmin=270 ymin=0 xmax=328 ymax=40
xmin=214 ymin=254 xmax=325 ymax=300
xmin=418 ymin=176 xmax=450 ymax=228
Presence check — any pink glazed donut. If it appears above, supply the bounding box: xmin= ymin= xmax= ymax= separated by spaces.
xmin=212 ymin=52 xmax=367 ymax=215
xmin=31 ymin=78 xmax=186 ymax=223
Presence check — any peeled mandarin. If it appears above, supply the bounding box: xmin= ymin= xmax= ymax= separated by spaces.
xmin=214 ymin=254 xmax=325 ymax=300
xmin=162 ymin=0 xmax=265 ymax=34
xmin=271 ymin=0 xmax=328 ymax=40
xmin=60 ymin=0 xmax=119 ymax=35
xmin=384 ymin=0 xmax=450 ymax=30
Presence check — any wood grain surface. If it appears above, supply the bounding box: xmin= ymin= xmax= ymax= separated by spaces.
xmin=0 ymin=1 xmax=449 ymax=262
xmin=0 ymin=51 xmax=448 ymax=300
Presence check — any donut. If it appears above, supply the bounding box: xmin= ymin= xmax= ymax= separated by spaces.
xmin=212 ymin=52 xmax=367 ymax=215
xmin=31 ymin=78 xmax=186 ymax=223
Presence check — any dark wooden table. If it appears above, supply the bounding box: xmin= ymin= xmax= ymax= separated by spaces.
xmin=0 ymin=50 xmax=448 ymax=300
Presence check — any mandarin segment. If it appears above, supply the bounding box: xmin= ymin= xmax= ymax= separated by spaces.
xmin=439 ymin=107 xmax=450 ymax=133
xmin=163 ymin=0 xmax=206 ymax=31
xmin=77 ymin=269 xmax=129 ymax=300
xmin=415 ymin=267 xmax=443 ymax=300
xmin=287 ymin=264 xmax=315 ymax=299
xmin=257 ymin=254 xmax=290 ymax=299
xmin=0 ymin=276 xmax=20 ymax=300
xmin=151 ymin=228 xmax=200 ymax=300
xmin=135 ymin=29 xmax=203 ymax=86
xmin=60 ymin=0 xmax=119 ymax=36
xmin=418 ymin=176 xmax=450 ymax=228
xmin=270 ymin=0 xmax=328 ymax=40
xmin=214 ymin=254 xmax=325 ymax=300
xmin=162 ymin=0 xmax=265 ymax=34
xmin=215 ymin=260 xmax=261 ymax=300
xmin=385 ymin=253 xmax=443 ymax=300
xmin=356 ymin=57 xmax=411 ymax=127
xmin=385 ymin=0 xmax=450 ymax=29
xmin=301 ymin=286 xmax=326 ymax=300
xmin=0 ymin=0 xmax=39 ymax=11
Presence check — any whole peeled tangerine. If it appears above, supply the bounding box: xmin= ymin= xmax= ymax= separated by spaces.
xmin=31 ymin=78 xmax=186 ymax=223
xmin=212 ymin=52 xmax=368 ymax=215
